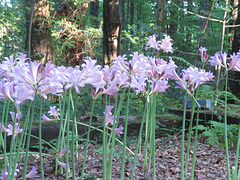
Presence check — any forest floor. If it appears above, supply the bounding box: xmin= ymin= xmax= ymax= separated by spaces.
xmin=21 ymin=132 xmax=236 ymax=180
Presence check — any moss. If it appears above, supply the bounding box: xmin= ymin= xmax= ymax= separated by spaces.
xmin=159 ymin=114 xmax=182 ymax=121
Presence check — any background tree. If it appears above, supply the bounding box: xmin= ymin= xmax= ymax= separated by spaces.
xmin=103 ymin=0 xmax=120 ymax=66
xmin=25 ymin=0 xmax=55 ymax=64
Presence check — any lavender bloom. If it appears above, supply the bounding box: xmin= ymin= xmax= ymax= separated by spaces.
xmin=160 ymin=34 xmax=173 ymax=52
xmin=48 ymin=106 xmax=60 ymax=119
xmin=145 ymin=34 xmax=160 ymax=50
xmin=130 ymin=76 xmax=147 ymax=93
xmin=55 ymin=145 xmax=71 ymax=157
xmin=64 ymin=66 xmax=84 ymax=93
xmin=208 ymin=52 xmax=228 ymax=69
xmin=26 ymin=166 xmax=40 ymax=179
xmin=149 ymin=79 xmax=170 ymax=95
xmin=104 ymin=105 xmax=115 ymax=126
xmin=175 ymin=67 xmax=214 ymax=95
xmin=115 ymin=125 xmax=124 ymax=137
xmin=5 ymin=123 xmax=23 ymax=139
xmin=199 ymin=46 xmax=208 ymax=62
xmin=14 ymin=61 xmax=43 ymax=86
xmin=0 ymin=79 xmax=15 ymax=102
xmin=229 ymin=53 xmax=240 ymax=72
xmin=41 ymin=114 xmax=52 ymax=122
xmin=56 ymin=160 xmax=67 ymax=170
xmin=0 ymin=171 xmax=8 ymax=180
xmin=111 ymin=55 xmax=128 ymax=73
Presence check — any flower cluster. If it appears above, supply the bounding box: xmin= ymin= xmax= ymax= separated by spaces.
xmin=208 ymin=51 xmax=240 ymax=72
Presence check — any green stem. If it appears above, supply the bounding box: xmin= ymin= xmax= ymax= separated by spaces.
xmin=224 ymin=71 xmax=231 ymax=179
xmin=150 ymin=93 xmax=156 ymax=180
xmin=80 ymin=99 xmax=95 ymax=180
xmin=185 ymin=96 xmax=197 ymax=175
xmin=55 ymin=92 xmax=66 ymax=175
xmin=121 ymin=87 xmax=131 ymax=180
xmin=11 ymin=100 xmax=33 ymax=178
xmin=233 ymin=122 xmax=240 ymax=180
xmin=8 ymin=108 xmax=17 ymax=180
xmin=65 ymin=89 xmax=72 ymax=179
xmin=23 ymin=91 xmax=37 ymax=178
xmin=190 ymin=107 xmax=200 ymax=180
xmin=130 ymin=101 xmax=147 ymax=180
xmin=38 ymin=96 xmax=45 ymax=179
xmin=103 ymin=96 xmax=108 ymax=180
xmin=143 ymin=100 xmax=150 ymax=170
xmin=107 ymin=93 xmax=119 ymax=179
xmin=181 ymin=91 xmax=188 ymax=180
xmin=71 ymin=91 xmax=77 ymax=180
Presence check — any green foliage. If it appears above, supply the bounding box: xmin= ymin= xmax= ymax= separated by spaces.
xmin=200 ymin=121 xmax=239 ymax=148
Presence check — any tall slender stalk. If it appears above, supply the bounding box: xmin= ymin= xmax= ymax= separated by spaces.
xmin=23 ymin=91 xmax=37 ymax=178
xmin=103 ymin=96 xmax=108 ymax=180
xmin=130 ymin=101 xmax=147 ymax=180
xmin=190 ymin=107 xmax=200 ymax=180
xmin=80 ymin=98 xmax=95 ymax=180
xmin=121 ymin=87 xmax=131 ymax=180
xmin=71 ymin=91 xmax=78 ymax=180
xmin=233 ymin=123 xmax=240 ymax=180
xmin=38 ymin=96 xmax=44 ymax=179
xmin=107 ymin=93 xmax=118 ymax=179
xmin=65 ymin=89 xmax=72 ymax=179
xmin=224 ymin=71 xmax=231 ymax=179
xmin=181 ymin=91 xmax=188 ymax=180
xmin=150 ymin=93 xmax=157 ymax=180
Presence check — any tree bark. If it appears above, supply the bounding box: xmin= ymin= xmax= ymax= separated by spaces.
xmin=90 ymin=0 xmax=99 ymax=28
xmin=157 ymin=0 xmax=164 ymax=32
xmin=232 ymin=0 xmax=240 ymax=53
xmin=25 ymin=0 xmax=55 ymax=64
xmin=103 ymin=0 xmax=121 ymax=66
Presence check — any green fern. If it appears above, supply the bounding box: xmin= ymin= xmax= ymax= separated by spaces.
xmin=200 ymin=121 xmax=239 ymax=148
xmin=161 ymin=56 xmax=194 ymax=67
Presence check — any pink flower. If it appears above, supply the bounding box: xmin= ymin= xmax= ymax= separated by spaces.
xmin=149 ymin=79 xmax=170 ymax=95
xmin=55 ymin=145 xmax=71 ymax=157
xmin=104 ymin=105 xmax=115 ymax=126
xmin=160 ymin=34 xmax=173 ymax=52
xmin=130 ymin=76 xmax=147 ymax=93
xmin=199 ymin=46 xmax=208 ymax=62
xmin=48 ymin=106 xmax=60 ymax=119
xmin=0 ymin=123 xmax=8 ymax=133
xmin=0 ymin=79 xmax=15 ymax=102
xmin=115 ymin=125 xmax=124 ymax=137
xmin=41 ymin=114 xmax=52 ymax=122
xmin=26 ymin=166 xmax=40 ymax=179
xmin=229 ymin=53 xmax=240 ymax=71
xmin=145 ymin=34 xmax=160 ymax=50
xmin=112 ymin=55 xmax=128 ymax=73
xmin=64 ymin=66 xmax=84 ymax=93
xmin=5 ymin=123 xmax=23 ymax=139
xmin=175 ymin=67 xmax=214 ymax=95
xmin=14 ymin=61 xmax=43 ymax=86
xmin=9 ymin=111 xmax=21 ymax=122
xmin=208 ymin=52 xmax=228 ymax=68
xmin=56 ymin=160 xmax=67 ymax=170
xmin=0 ymin=171 xmax=8 ymax=180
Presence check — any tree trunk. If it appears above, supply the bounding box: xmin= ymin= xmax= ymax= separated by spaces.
xmin=157 ymin=0 xmax=164 ymax=32
xmin=229 ymin=0 xmax=240 ymax=98
xmin=137 ymin=1 xmax=142 ymax=30
xmin=119 ymin=0 xmax=125 ymax=54
xmin=90 ymin=0 xmax=99 ymax=28
xmin=25 ymin=0 xmax=55 ymax=64
xmin=232 ymin=0 xmax=240 ymax=53
xmin=103 ymin=0 xmax=121 ymax=66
